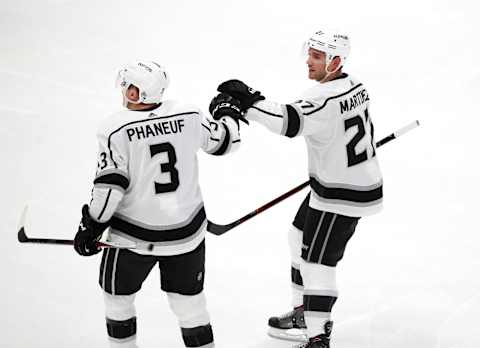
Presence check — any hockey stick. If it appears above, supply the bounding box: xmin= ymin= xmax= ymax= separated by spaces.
xmin=17 ymin=206 xmax=141 ymax=249
xmin=206 ymin=120 xmax=420 ymax=236
xmin=18 ymin=121 xmax=419 ymax=244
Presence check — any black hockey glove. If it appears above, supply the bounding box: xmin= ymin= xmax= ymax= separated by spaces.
xmin=209 ymin=92 xmax=248 ymax=125
xmin=74 ymin=204 xmax=109 ymax=256
xmin=217 ymin=79 xmax=265 ymax=110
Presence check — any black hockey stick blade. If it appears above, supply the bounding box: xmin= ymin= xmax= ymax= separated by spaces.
xmin=207 ymin=181 xmax=310 ymax=236
xmin=18 ymin=226 xmax=29 ymax=243
xmin=206 ymin=220 xmax=237 ymax=236
xmin=17 ymin=205 xmax=30 ymax=243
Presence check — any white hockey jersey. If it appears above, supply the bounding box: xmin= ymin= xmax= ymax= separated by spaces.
xmin=88 ymin=100 xmax=240 ymax=255
xmin=246 ymin=73 xmax=382 ymax=217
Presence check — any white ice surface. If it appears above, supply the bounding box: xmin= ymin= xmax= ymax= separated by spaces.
xmin=1 ymin=1 xmax=479 ymax=347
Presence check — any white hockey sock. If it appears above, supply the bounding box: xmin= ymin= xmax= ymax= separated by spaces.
xmin=167 ymin=292 xmax=211 ymax=328
xmin=104 ymin=292 xmax=138 ymax=348
xmin=300 ymin=262 xmax=338 ymax=337
xmin=304 ymin=310 xmax=331 ymax=337
xmin=291 ymin=279 xmax=304 ymax=308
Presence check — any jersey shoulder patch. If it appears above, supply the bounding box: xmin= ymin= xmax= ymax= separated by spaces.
xmin=293 ymin=99 xmax=323 ymax=110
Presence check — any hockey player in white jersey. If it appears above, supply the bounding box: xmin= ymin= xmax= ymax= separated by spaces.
xmin=211 ymin=30 xmax=383 ymax=348
xmin=73 ymin=60 xmax=246 ymax=348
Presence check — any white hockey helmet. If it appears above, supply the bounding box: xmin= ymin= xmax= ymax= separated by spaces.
xmin=116 ymin=60 xmax=169 ymax=104
xmin=306 ymin=29 xmax=351 ymax=67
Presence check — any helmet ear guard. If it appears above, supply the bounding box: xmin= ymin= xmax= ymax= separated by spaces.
xmin=116 ymin=69 xmax=138 ymax=106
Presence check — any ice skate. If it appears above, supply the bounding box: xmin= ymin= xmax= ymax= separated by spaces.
xmin=268 ymin=306 xmax=308 ymax=342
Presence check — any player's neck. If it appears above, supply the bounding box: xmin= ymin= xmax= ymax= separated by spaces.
xmin=319 ymin=70 xmax=343 ymax=83
xmin=127 ymin=102 xmax=160 ymax=111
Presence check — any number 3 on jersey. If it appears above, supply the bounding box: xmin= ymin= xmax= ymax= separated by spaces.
xmin=344 ymin=109 xmax=376 ymax=167
xmin=150 ymin=142 xmax=179 ymax=194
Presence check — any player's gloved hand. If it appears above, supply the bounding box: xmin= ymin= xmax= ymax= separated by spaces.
xmin=209 ymin=92 xmax=248 ymax=125
xmin=217 ymin=79 xmax=265 ymax=110
xmin=74 ymin=204 xmax=109 ymax=256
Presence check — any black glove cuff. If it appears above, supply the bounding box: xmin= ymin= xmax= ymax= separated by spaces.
xmin=81 ymin=205 xmax=109 ymax=236
xmin=211 ymin=102 xmax=242 ymax=117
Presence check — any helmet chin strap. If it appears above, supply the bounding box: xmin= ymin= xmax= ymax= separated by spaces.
xmin=319 ymin=54 xmax=341 ymax=83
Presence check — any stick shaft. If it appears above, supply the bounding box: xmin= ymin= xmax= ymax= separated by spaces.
xmin=376 ymin=120 xmax=419 ymax=147
xmin=207 ymin=120 xmax=420 ymax=235
xmin=21 ymin=239 xmax=112 ymax=248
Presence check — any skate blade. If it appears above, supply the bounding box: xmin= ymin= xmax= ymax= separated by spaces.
xmin=267 ymin=327 xmax=308 ymax=342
